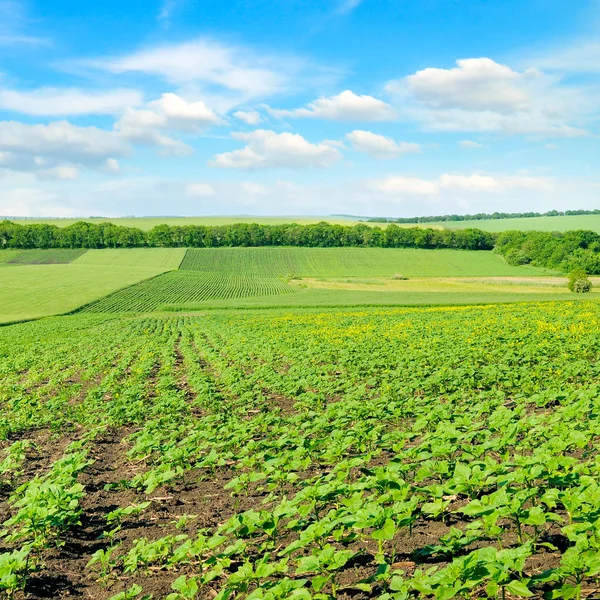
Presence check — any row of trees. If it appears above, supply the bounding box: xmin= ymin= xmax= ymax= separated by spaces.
xmin=368 ymin=209 xmax=600 ymax=224
xmin=495 ymin=230 xmax=600 ymax=274
xmin=2 ymin=219 xmax=600 ymax=274
xmin=0 ymin=221 xmax=496 ymax=251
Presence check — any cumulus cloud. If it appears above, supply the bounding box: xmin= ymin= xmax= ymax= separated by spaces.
xmin=210 ymin=129 xmax=342 ymax=169
xmin=0 ymin=120 xmax=127 ymax=179
xmin=346 ymin=130 xmax=421 ymax=158
xmin=405 ymin=58 xmax=534 ymax=113
xmin=387 ymin=58 xmax=590 ymax=137
xmin=233 ymin=110 xmax=262 ymax=125
xmin=270 ymin=90 xmax=396 ymax=121
xmin=0 ymin=88 xmax=142 ymax=116
xmin=115 ymin=93 xmax=223 ymax=155
xmin=0 ymin=120 xmax=127 ymax=164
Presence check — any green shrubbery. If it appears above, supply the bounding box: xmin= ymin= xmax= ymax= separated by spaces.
xmin=568 ymin=269 xmax=592 ymax=293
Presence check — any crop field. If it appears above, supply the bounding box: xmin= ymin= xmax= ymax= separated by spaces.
xmin=180 ymin=248 xmax=550 ymax=278
xmin=81 ymin=271 xmax=295 ymax=313
xmin=0 ymin=249 xmax=86 ymax=265
xmin=73 ymin=249 xmax=186 ymax=269
xmin=1 ymin=301 xmax=600 ymax=599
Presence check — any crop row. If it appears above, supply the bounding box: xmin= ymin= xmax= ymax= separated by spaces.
xmin=2 ymin=302 xmax=600 ymax=598
xmin=80 ymin=271 xmax=295 ymax=313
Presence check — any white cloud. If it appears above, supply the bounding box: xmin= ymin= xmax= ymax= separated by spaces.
xmin=210 ymin=129 xmax=342 ymax=169
xmin=233 ymin=110 xmax=262 ymax=125
xmin=346 ymin=130 xmax=421 ymax=158
xmin=387 ymin=57 xmax=591 ymax=137
xmin=241 ymin=181 xmax=269 ymax=195
xmin=0 ymin=120 xmax=127 ymax=179
xmin=0 ymin=88 xmax=142 ymax=116
xmin=439 ymin=174 xmax=503 ymax=192
xmin=405 ymin=58 xmax=534 ymax=113
xmin=370 ymin=172 xmax=553 ymax=196
xmin=185 ymin=182 xmax=216 ymax=197
xmin=533 ymin=41 xmax=600 ymax=74
xmin=37 ymin=166 xmax=79 ymax=181
xmin=459 ymin=140 xmax=484 ymax=149
xmin=0 ymin=120 xmax=127 ymax=164
xmin=115 ymin=93 xmax=222 ymax=155
xmin=370 ymin=176 xmax=440 ymax=196
xmin=90 ymin=38 xmax=286 ymax=99
xmin=105 ymin=158 xmax=121 ymax=173
xmin=270 ymin=90 xmax=396 ymax=121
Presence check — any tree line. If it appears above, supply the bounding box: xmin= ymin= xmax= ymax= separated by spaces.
xmin=367 ymin=209 xmax=600 ymax=224
xmin=2 ymin=220 xmax=600 ymax=274
xmin=0 ymin=220 xmax=495 ymax=251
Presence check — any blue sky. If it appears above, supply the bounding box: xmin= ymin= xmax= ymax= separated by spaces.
xmin=0 ymin=0 xmax=599 ymax=217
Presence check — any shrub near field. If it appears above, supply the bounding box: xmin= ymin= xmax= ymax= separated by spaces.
xmin=80 ymin=271 xmax=295 ymax=313
xmin=3 ymin=302 xmax=600 ymax=598
xmin=180 ymin=247 xmax=551 ymax=277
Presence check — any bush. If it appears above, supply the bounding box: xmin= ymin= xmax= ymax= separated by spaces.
xmin=391 ymin=274 xmax=408 ymax=280
xmin=568 ymin=269 xmax=592 ymax=293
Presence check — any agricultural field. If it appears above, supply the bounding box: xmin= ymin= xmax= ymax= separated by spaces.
xmin=180 ymin=248 xmax=551 ymax=278
xmin=73 ymin=249 xmax=186 ymax=269
xmin=81 ymin=271 xmax=295 ymax=313
xmin=0 ymin=249 xmax=86 ymax=265
xmin=0 ymin=265 xmax=170 ymax=324
xmin=427 ymin=215 xmax=600 ymax=234
xmin=2 ymin=301 xmax=600 ymax=599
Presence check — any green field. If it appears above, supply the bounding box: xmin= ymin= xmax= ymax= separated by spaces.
xmin=428 ymin=214 xmax=600 ymax=233
xmin=81 ymin=271 xmax=295 ymax=313
xmin=0 ymin=248 xmax=86 ymax=265
xmin=73 ymin=248 xmax=186 ymax=268
xmin=0 ymin=264 xmax=170 ymax=323
xmin=180 ymin=247 xmax=551 ymax=277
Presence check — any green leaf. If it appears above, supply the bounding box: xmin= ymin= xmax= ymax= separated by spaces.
xmin=506 ymin=580 xmax=534 ymax=597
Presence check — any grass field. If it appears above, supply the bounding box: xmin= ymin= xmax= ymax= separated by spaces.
xmin=0 ymin=249 xmax=87 ymax=265
xmin=0 ymin=264 xmax=169 ymax=323
xmin=426 ymin=214 xmax=600 ymax=233
xmin=180 ymin=247 xmax=551 ymax=277
xmin=73 ymin=248 xmax=186 ymax=268
xmin=81 ymin=271 xmax=295 ymax=313
xmin=3 ymin=301 xmax=600 ymax=598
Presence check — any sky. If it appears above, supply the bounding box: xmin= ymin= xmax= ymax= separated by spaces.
xmin=0 ymin=0 xmax=599 ymax=218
